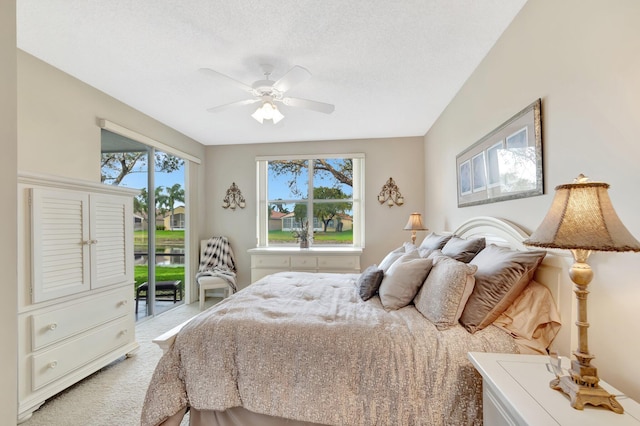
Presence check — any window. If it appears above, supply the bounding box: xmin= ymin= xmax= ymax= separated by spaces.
xmin=256 ymin=154 xmax=365 ymax=248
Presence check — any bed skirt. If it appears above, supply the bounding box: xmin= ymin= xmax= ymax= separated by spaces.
xmin=162 ymin=407 xmax=327 ymax=426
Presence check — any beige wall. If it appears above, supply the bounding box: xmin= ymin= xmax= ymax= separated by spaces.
xmin=17 ymin=50 xmax=206 ymax=181
xmin=0 ymin=2 xmax=17 ymax=423
xmin=205 ymin=137 xmax=425 ymax=288
xmin=424 ymin=0 xmax=640 ymax=400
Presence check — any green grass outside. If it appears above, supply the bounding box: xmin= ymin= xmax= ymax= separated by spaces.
xmin=135 ymin=265 xmax=184 ymax=288
xmin=134 ymin=230 xmax=184 ymax=245
xmin=135 ymin=228 xmax=353 ymax=244
xmin=269 ymin=229 xmax=353 ymax=244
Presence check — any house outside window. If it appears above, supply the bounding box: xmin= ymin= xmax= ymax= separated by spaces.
xmin=257 ymin=154 xmax=365 ymax=247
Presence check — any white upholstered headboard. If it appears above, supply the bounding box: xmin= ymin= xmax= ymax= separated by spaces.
xmin=451 ymin=216 xmax=573 ymax=356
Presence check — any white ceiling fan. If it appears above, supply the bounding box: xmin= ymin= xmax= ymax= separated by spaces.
xmin=199 ymin=64 xmax=335 ymax=124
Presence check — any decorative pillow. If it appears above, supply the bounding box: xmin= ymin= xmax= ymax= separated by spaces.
xmin=418 ymin=232 xmax=452 ymax=251
xmin=378 ymin=253 xmax=433 ymax=310
xmin=441 ymin=236 xmax=486 ymax=263
xmin=417 ymin=247 xmax=435 ymax=258
xmin=459 ymin=244 xmax=547 ymax=333
xmin=413 ymin=255 xmax=477 ymax=330
xmin=378 ymin=242 xmax=417 ymax=272
xmin=493 ymin=280 xmax=561 ymax=355
xmin=357 ymin=264 xmax=385 ymax=301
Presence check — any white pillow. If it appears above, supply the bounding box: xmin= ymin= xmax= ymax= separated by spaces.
xmin=378 ymin=242 xmax=417 ymax=272
xmin=379 ymin=252 xmax=433 ymax=310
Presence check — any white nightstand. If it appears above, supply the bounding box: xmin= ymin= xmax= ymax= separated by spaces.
xmin=468 ymin=352 xmax=640 ymax=425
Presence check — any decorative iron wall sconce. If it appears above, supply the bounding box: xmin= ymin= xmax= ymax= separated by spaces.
xmin=378 ymin=177 xmax=404 ymax=207
xmin=222 ymin=182 xmax=246 ymax=210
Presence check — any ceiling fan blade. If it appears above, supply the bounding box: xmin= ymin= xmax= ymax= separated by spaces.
xmin=273 ymin=66 xmax=312 ymax=93
xmin=206 ymin=99 xmax=259 ymax=113
xmin=199 ymin=68 xmax=254 ymax=93
xmin=282 ymin=97 xmax=335 ymax=114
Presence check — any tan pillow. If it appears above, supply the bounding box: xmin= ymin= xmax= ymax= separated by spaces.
xmin=460 ymin=244 xmax=546 ymax=333
xmin=379 ymin=252 xmax=433 ymax=310
xmin=414 ymin=255 xmax=477 ymax=330
xmin=494 ymin=280 xmax=561 ymax=354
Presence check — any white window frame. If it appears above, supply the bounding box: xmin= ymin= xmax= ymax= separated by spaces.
xmin=256 ymin=153 xmax=365 ymax=248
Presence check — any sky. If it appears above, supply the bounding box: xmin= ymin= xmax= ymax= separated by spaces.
xmin=113 ymin=164 xmax=186 ymax=207
xmin=267 ymin=159 xmax=352 ymax=201
xmin=118 ymin=168 xmax=184 ymax=191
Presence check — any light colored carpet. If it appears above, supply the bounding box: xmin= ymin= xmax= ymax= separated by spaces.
xmin=21 ymin=299 xmax=220 ymax=426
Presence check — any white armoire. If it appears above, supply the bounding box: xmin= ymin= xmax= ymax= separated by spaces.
xmin=17 ymin=172 xmax=139 ymax=422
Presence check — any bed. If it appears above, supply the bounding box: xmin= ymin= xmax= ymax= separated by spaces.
xmin=141 ymin=217 xmax=570 ymax=426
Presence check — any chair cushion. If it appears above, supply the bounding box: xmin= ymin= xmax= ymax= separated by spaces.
xmin=197 ymin=275 xmax=230 ymax=289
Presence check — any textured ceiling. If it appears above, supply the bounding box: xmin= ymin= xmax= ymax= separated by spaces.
xmin=16 ymin=1 xmax=527 ymax=146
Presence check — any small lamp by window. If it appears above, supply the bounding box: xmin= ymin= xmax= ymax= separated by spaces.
xmin=403 ymin=212 xmax=427 ymax=245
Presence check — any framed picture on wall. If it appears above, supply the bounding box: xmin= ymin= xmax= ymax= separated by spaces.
xmin=471 ymin=152 xmax=486 ymax=192
xmin=459 ymin=160 xmax=472 ymax=196
xmin=456 ymin=98 xmax=543 ymax=207
xmin=486 ymin=140 xmax=503 ymax=188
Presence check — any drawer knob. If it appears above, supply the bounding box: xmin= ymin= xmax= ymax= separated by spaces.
xmin=49 ymin=361 xmax=58 ymax=369
xmin=120 ymin=299 xmax=128 ymax=306
xmin=121 ymin=329 xmax=128 ymax=336
xmin=48 ymin=323 xmax=58 ymax=331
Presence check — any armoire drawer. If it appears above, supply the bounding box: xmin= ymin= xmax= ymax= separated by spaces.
xmin=31 ymin=287 xmax=131 ymax=351
xmin=31 ymin=316 xmax=132 ymax=391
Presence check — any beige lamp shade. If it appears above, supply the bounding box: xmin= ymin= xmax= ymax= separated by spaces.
xmin=524 ymin=178 xmax=640 ymax=252
xmin=403 ymin=212 xmax=427 ymax=231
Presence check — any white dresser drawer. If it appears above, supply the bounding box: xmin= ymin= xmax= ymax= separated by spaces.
xmin=249 ymin=249 xmax=362 ymax=283
xmin=251 ymin=255 xmax=290 ymax=269
xmin=318 ymin=255 xmax=360 ymax=271
xmin=291 ymin=256 xmax=317 ymax=269
xmin=31 ymin=316 xmax=132 ymax=391
xmin=31 ymin=287 xmax=131 ymax=351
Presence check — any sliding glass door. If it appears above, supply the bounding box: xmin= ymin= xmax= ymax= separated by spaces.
xmin=101 ymin=130 xmax=186 ymax=320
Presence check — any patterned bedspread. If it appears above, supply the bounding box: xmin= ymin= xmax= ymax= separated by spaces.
xmin=141 ymin=272 xmax=517 ymax=426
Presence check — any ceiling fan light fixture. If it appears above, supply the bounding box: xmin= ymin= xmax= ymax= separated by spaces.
xmin=251 ymin=107 xmax=264 ymax=124
xmin=262 ymin=102 xmax=275 ymax=119
xmin=272 ymin=107 xmax=284 ymax=124
xmin=252 ymin=101 xmax=284 ymax=124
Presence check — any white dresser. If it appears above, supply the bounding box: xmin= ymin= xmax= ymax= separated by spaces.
xmin=248 ymin=247 xmax=362 ymax=283
xmin=468 ymin=352 xmax=640 ymax=425
xmin=17 ymin=172 xmax=139 ymax=422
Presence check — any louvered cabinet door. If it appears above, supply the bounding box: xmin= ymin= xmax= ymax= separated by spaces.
xmin=30 ymin=188 xmax=91 ymax=303
xmin=90 ymin=194 xmax=133 ymax=289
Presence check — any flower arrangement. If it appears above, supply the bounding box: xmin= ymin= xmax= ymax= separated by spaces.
xmin=292 ymin=220 xmax=311 ymax=248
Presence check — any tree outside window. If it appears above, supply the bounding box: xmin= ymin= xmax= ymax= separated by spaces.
xmin=258 ymin=155 xmax=364 ymax=247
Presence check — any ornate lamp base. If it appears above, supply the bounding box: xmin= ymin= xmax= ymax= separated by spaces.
xmin=550 ymin=374 xmax=624 ymax=414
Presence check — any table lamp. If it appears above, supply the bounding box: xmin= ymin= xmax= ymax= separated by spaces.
xmin=403 ymin=212 xmax=427 ymax=245
xmin=523 ymin=174 xmax=640 ymax=413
